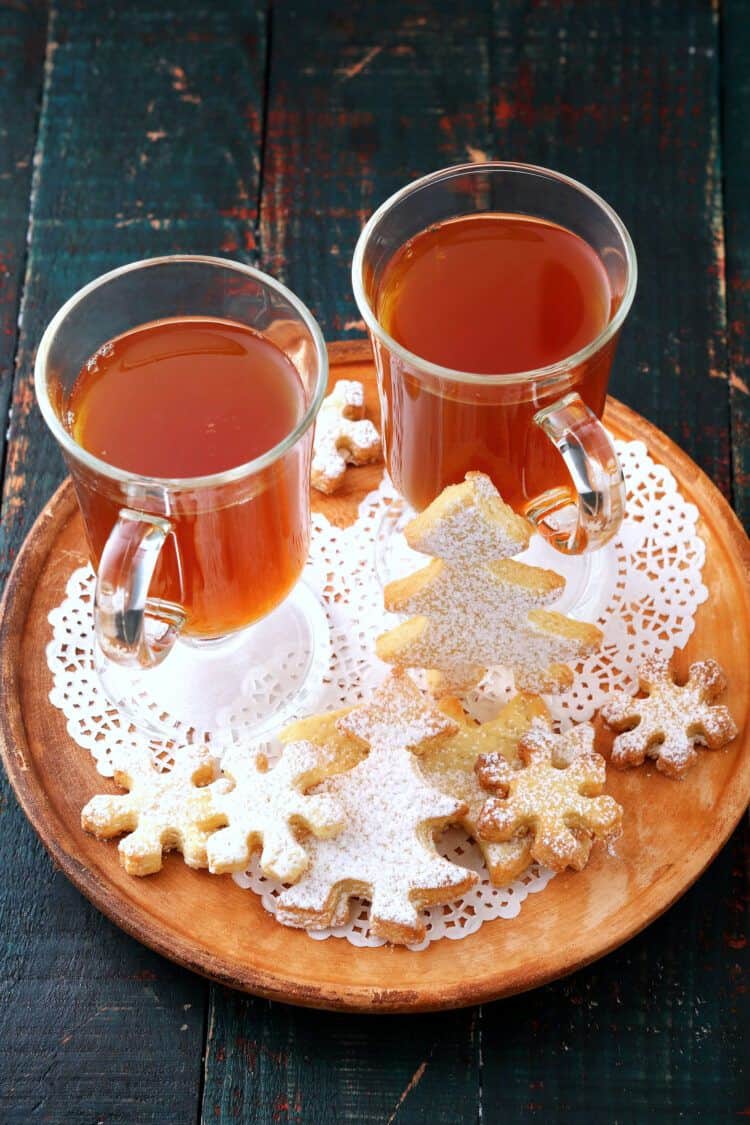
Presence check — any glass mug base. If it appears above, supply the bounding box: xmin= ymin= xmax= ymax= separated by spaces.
xmin=94 ymin=579 xmax=331 ymax=746
xmin=374 ymin=497 xmax=616 ymax=627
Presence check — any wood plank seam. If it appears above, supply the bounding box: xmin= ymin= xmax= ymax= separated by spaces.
xmin=0 ymin=1 xmax=51 ymax=512
xmin=720 ymin=0 xmax=750 ymax=527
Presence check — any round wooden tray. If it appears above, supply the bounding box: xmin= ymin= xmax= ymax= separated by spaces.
xmin=2 ymin=341 xmax=749 ymax=1013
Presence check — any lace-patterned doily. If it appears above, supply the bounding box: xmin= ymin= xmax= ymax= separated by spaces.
xmin=46 ymin=438 xmax=707 ymax=948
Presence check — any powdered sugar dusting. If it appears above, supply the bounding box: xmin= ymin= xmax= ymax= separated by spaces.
xmin=311 ymin=379 xmax=381 ymax=493
xmin=420 ymin=694 xmax=550 ymax=884
xmin=406 ymin=471 xmax=531 ymax=562
xmin=81 ymin=746 xmax=229 ymax=874
xmin=599 ymin=656 xmax=738 ymax=777
xmin=50 ymin=438 xmax=709 ymax=948
xmin=476 ymin=724 xmax=623 ymax=871
xmin=275 ymin=673 xmax=477 ymax=942
xmin=378 ymin=473 xmax=601 ymax=693
xmin=342 ymin=668 xmax=457 ymax=753
xmin=206 ymin=741 xmax=344 ymax=883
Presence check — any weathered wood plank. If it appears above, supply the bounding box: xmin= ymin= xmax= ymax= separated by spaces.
xmin=203 ymin=993 xmax=480 ymax=1123
xmin=201 ymin=2 xmax=490 ymax=1119
xmin=256 ymin=0 xmax=492 ymax=337
xmin=479 ymin=824 xmax=748 ymax=1120
xmin=482 ymin=2 xmax=747 ymax=1117
xmin=0 ymin=3 xmax=268 ymax=1122
xmin=0 ymin=0 xmax=47 ymax=478
xmin=723 ymin=0 xmax=750 ymax=528
xmin=490 ymin=0 xmax=732 ymax=497
xmin=0 ymin=0 xmax=268 ymax=587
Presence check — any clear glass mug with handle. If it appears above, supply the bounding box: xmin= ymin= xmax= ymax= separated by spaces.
xmin=36 ymin=255 xmax=330 ymax=743
xmin=352 ymin=162 xmax=637 ymax=611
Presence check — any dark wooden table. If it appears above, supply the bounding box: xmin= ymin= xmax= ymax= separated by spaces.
xmin=0 ymin=2 xmax=747 ymax=1121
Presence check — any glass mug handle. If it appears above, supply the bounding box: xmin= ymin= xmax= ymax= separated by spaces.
xmin=529 ymin=392 xmax=626 ymax=555
xmin=94 ymin=508 xmax=185 ymax=669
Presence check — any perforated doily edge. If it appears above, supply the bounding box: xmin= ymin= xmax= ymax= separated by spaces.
xmin=43 ymin=438 xmax=710 ymax=949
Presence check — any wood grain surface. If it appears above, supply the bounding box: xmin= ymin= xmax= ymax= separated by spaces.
xmin=2 ymin=347 xmax=749 ymax=1014
xmin=0 ymin=0 xmax=747 ymax=1122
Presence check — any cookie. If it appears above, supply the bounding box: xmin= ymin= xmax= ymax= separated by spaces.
xmin=476 ymin=722 xmax=623 ymax=872
xmin=206 ymin=742 xmax=345 ymax=883
xmin=279 ymin=707 xmax=366 ymax=775
xmin=376 ymin=472 xmax=602 ymax=694
xmin=599 ymin=656 xmax=738 ymax=778
xmin=420 ymin=693 xmax=551 ymax=884
xmin=81 ymin=747 xmax=229 ymax=876
xmin=275 ymin=671 xmax=478 ymax=945
xmin=311 ymin=379 xmax=381 ymax=493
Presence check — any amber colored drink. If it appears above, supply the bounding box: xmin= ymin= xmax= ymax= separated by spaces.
xmin=65 ymin=318 xmax=308 ymax=637
xmin=372 ymin=213 xmax=616 ymax=513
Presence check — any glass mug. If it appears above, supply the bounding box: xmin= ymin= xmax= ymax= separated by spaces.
xmin=36 ymin=256 xmax=329 ymax=739
xmin=352 ymin=162 xmax=637 ymax=555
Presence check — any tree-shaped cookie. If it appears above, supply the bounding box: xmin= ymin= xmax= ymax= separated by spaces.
xmin=599 ymin=656 xmax=738 ymax=778
xmin=476 ymin=723 xmax=623 ymax=871
xmin=276 ymin=671 xmax=478 ymax=944
xmin=81 ymin=747 xmax=229 ymax=875
xmin=206 ymin=742 xmax=346 ymax=883
xmin=420 ymin=693 xmax=551 ymax=884
xmin=376 ymin=472 xmax=602 ymax=695
xmin=279 ymin=706 xmax=365 ymax=774
xmin=311 ymin=379 xmax=381 ymax=493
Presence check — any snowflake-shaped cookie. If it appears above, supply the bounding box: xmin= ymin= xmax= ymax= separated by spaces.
xmin=476 ymin=723 xmax=623 ymax=871
xmin=311 ymin=379 xmax=381 ymax=494
xmin=275 ymin=671 xmax=478 ymax=944
xmin=599 ymin=656 xmax=738 ymax=778
xmin=81 ymin=747 xmax=229 ymax=876
xmin=206 ymin=742 xmax=345 ymax=883
xmin=420 ymin=693 xmax=551 ymax=885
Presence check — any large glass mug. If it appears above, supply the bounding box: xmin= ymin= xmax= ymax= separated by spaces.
xmin=35 ymin=257 xmax=328 ymax=690
xmin=352 ymin=163 xmax=637 ymax=554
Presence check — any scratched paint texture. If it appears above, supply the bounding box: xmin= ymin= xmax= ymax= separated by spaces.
xmin=0 ymin=1 xmax=747 ymax=1123
xmin=723 ymin=0 xmax=750 ymax=525
xmin=0 ymin=2 xmax=47 ymax=478
xmin=0 ymin=3 xmax=264 ymax=1122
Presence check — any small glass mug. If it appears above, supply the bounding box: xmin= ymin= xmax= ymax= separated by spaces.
xmin=352 ymin=162 xmax=637 ymax=555
xmin=36 ymin=256 xmax=329 ymax=740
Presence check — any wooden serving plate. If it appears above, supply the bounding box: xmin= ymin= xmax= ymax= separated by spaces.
xmin=1 ymin=341 xmax=749 ymax=1014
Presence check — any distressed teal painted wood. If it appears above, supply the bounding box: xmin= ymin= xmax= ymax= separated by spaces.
xmin=0 ymin=3 xmax=267 ymax=1122
xmin=482 ymin=2 xmax=747 ymax=1115
xmin=255 ymin=0 xmax=492 ymax=337
xmin=0 ymin=1 xmax=746 ymax=1122
xmin=203 ymin=993 xmax=481 ymax=1123
xmin=200 ymin=3 xmax=487 ymax=1118
xmin=490 ymin=0 xmax=732 ymax=498
xmin=0 ymin=0 xmax=269 ymax=587
xmin=723 ymin=0 xmax=750 ymax=528
xmin=0 ymin=1 xmax=47 ymax=475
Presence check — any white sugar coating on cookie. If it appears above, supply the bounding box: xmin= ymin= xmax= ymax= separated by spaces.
xmin=275 ymin=672 xmax=477 ymax=942
xmin=311 ymin=379 xmax=381 ymax=492
xmin=330 ymin=379 xmax=365 ymax=412
xmin=342 ymin=669 xmax=457 ymax=754
xmin=81 ymin=746 xmax=230 ymax=875
xmin=599 ymin=656 xmax=738 ymax=777
xmin=378 ymin=473 xmax=602 ymax=694
xmin=276 ymin=738 xmax=470 ymax=931
xmin=380 ymin=555 xmax=600 ymax=693
xmin=419 ymin=694 xmax=551 ymax=885
xmin=476 ymin=723 xmax=622 ymax=872
xmin=206 ymin=741 xmax=344 ymax=883
xmin=406 ymin=471 xmax=531 ymax=563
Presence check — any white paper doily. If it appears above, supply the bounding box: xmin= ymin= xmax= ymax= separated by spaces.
xmin=46 ymin=439 xmax=707 ymax=949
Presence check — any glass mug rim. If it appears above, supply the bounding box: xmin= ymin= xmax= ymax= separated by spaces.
xmin=35 ymin=254 xmax=329 ymax=492
xmin=351 ymin=160 xmax=638 ymax=387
